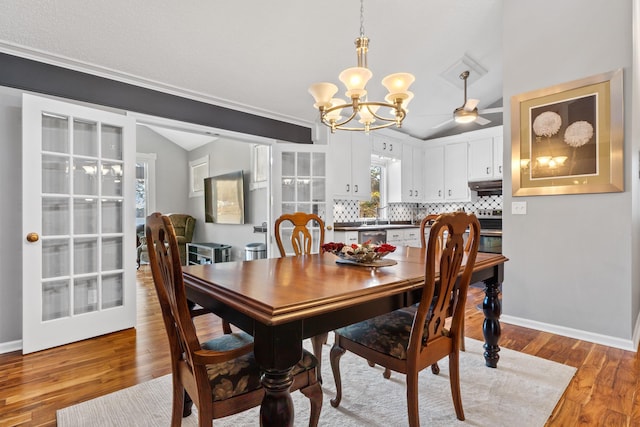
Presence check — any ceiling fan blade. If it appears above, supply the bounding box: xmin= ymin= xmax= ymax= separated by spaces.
xmin=464 ymin=98 xmax=479 ymax=111
xmin=432 ymin=118 xmax=453 ymax=129
xmin=478 ymin=106 xmax=503 ymax=115
xmin=475 ymin=116 xmax=491 ymax=125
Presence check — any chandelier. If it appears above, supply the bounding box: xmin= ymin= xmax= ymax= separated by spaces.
xmin=308 ymin=0 xmax=415 ymax=133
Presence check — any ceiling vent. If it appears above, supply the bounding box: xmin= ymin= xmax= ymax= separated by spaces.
xmin=440 ymin=54 xmax=487 ymax=90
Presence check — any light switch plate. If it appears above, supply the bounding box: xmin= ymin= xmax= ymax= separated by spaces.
xmin=512 ymin=201 xmax=527 ymax=215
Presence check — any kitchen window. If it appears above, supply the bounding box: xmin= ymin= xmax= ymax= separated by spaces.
xmin=359 ymin=159 xmax=387 ymax=219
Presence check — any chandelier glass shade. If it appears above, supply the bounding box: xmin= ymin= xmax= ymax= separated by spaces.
xmin=308 ymin=1 xmax=415 ymax=133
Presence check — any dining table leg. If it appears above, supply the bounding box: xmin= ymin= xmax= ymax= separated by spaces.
xmin=481 ymin=264 xmax=503 ymax=368
xmin=253 ymin=322 xmax=303 ymax=427
xmin=259 ymin=368 xmax=295 ymax=426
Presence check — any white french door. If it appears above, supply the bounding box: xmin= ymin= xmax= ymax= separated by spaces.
xmin=22 ymin=94 xmax=136 ymax=354
xmin=271 ymin=143 xmax=333 ymax=257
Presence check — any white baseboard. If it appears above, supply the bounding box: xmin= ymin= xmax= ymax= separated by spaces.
xmin=500 ymin=315 xmax=636 ymax=352
xmin=0 ymin=339 xmax=22 ymax=354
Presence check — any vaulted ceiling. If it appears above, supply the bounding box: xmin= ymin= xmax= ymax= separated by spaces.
xmin=0 ymin=0 xmax=503 ymax=141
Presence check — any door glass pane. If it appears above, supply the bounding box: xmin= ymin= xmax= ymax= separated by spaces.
xmin=282 ymin=178 xmax=295 ymax=202
xmin=297 ymin=152 xmax=310 ymax=176
xmin=297 ymin=178 xmax=310 ymax=201
xmin=282 ymin=203 xmax=296 ymax=215
xmin=73 ymin=277 xmax=98 ymax=314
xmin=101 ymin=125 xmax=123 ymax=160
xmin=42 ymin=197 xmax=70 ymax=236
xmin=73 ymin=119 xmax=98 ymax=157
xmin=312 ymin=178 xmax=326 ymax=202
xmin=73 ymin=159 xmax=99 ymax=195
xmin=42 ymin=154 xmax=70 ymax=194
xmin=312 ymin=153 xmax=325 ymax=177
xmin=74 ymin=238 xmax=98 ymax=274
xmin=74 ymin=198 xmax=98 ymax=234
xmin=282 ymin=152 xmax=295 ymax=176
xmin=42 ymin=280 xmax=70 ymax=321
xmin=296 ymin=203 xmax=311 ymax=214
xmin=136 ymin=161 xmax=147 ymax=223
xmin=312 ymin=203 xmax=326 ymax=218
xmin=102 ymin=200 xmax=123 ymax=233
xmin=42 ymin=114 xmax=69 ymax=153
xmin=42 ymin=238 xmax=70 ymax=278
xmin=102 ymin=273 xmax=124 ymax=308
xmin=101 ymin=161 xmax=123 ymax=196
xmin=102 ymin=237 xmax=123 ymax=271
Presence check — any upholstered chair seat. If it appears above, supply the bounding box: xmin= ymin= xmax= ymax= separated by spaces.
xmin=201 ymin=332 xmax=319 ymax=401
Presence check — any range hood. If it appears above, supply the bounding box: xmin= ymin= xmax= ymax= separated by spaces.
xmin=469 ymin=179 xmax=503 ymax=196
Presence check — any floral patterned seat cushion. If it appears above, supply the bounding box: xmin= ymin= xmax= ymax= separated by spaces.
xmin=201 ymin=332 xmax=318 ymax=401
xmin=335 ymin=309 xmax=421 ymax=361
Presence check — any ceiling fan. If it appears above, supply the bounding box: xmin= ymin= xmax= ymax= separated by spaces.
xmin=432 ymin=70 xmax=502 ymax=129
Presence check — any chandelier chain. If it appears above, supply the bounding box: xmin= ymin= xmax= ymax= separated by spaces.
xmin=360 ymin=0 xmax=365 ymax=37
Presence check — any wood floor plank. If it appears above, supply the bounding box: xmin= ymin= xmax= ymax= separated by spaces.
xmin=0 ymin=269 xmax=639 ymax=426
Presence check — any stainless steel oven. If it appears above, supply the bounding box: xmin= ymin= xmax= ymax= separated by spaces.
xmin=358 ymin=229 xmax=387 ymax=244
xmin=478 ymin=231 xmax=502 ymax=253
xmin=477 ymin=213 xmax=502 ymax=254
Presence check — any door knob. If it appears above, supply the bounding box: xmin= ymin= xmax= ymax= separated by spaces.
xmin=26 ymin=232 xmax=39 ymax=242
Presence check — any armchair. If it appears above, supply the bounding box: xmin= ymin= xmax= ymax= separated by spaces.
xmin=167 ymin=213 xmax=196 ymax=265
xmin=137 ymin=213 xmax=195 ymax=267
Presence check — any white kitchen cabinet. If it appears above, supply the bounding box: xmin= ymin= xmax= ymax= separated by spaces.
xmin=494 ymin=135 xmax=503 ymax=178
xmin=388 ymin=143 xmax=424 ymax=203
xmin=386 ymin=228 xmax=421 ymax=247
xmin=404 ymin=228 xmax=421 ymax=247
xmin=333 ymin=231 xmax=359 ymax=246
xmin=329 ymin=131 xmax=371 ymax=200
xmin=424 ymin=141 xmax=470 ymax=202
xmin=468 ymin=127 xmax=504 ymax=181
xmin=386 ymin=229 xmax=404 ymax=246
xmin=372 ymin=134 xmax=401 ymax=159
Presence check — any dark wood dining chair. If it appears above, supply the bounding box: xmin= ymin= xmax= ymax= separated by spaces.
xmin=329 ymin=212 xmax=480 ymax=426
xmin=274 ymin=212 xmax=329 ymax=382
xmin=146 ymin=212 xmax=322 ymax=427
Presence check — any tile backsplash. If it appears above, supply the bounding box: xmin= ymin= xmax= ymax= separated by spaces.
xmin=333 ymin=195 xmax=503 ymax=223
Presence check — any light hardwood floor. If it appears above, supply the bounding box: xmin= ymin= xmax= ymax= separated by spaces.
xmin=1 ymin=266 xmax=639 ymax=426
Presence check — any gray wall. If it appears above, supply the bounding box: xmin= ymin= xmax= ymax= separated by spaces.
xmin=502 ymin=1 xmax=638 ymax=345
xmin=187 ymin=138 xmax=269 ymax=261
xmin=136 ymin=126 xmax=189 ymax=214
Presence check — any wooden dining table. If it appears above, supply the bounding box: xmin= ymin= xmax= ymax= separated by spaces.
xmin=183 ymin=247 xmax=508 ymax=426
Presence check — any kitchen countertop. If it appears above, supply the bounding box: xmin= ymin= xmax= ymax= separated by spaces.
xmin=334 ymin=222 xmax=420 ymax=232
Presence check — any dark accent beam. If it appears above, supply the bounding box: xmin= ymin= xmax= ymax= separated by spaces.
xmin=0 ymin=52 xmax=312 ymax=144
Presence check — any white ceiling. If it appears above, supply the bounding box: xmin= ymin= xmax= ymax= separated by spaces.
xmin=0 ymin=0 xmax=503 ymax=141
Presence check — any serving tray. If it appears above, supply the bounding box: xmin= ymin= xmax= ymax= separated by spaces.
xmin=335 ymin=258 xmax=398 ymax=267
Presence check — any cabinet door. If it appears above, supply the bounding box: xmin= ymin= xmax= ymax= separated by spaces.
xmin=444 ymin=142 xmax=469 ymax=201
xmin=386 ymin=229 xmax=404 ymax=246
xmin=494 ymin=136 xmax=503 ymax=178
xmin=424 ymin=145 xmax=445 ymax=201
xmin=329 ymin=132 xmax=353 ymax=198
xmin=411 ymin=146 xmax=424 ymax=202
xmin=372 ymin=135 xmax=401 ymax=158
xmin=468 ymin=137 xmax=494 ymax=181
xmin=350 ymin=132 xmax=372 ymax=200
xmin=404 ymin=228 xmax=421 ymax=247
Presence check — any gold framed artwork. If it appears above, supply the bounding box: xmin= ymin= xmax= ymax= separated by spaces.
xmin=511 ymin=69 xmax=623 ymax=196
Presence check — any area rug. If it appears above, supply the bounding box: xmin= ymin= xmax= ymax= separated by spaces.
xmin=57 ymin=338 xmax=576 ymax=426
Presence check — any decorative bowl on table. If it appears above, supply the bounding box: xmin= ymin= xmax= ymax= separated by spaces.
xmin=322 ymin=241 xmax=396 ymax=264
